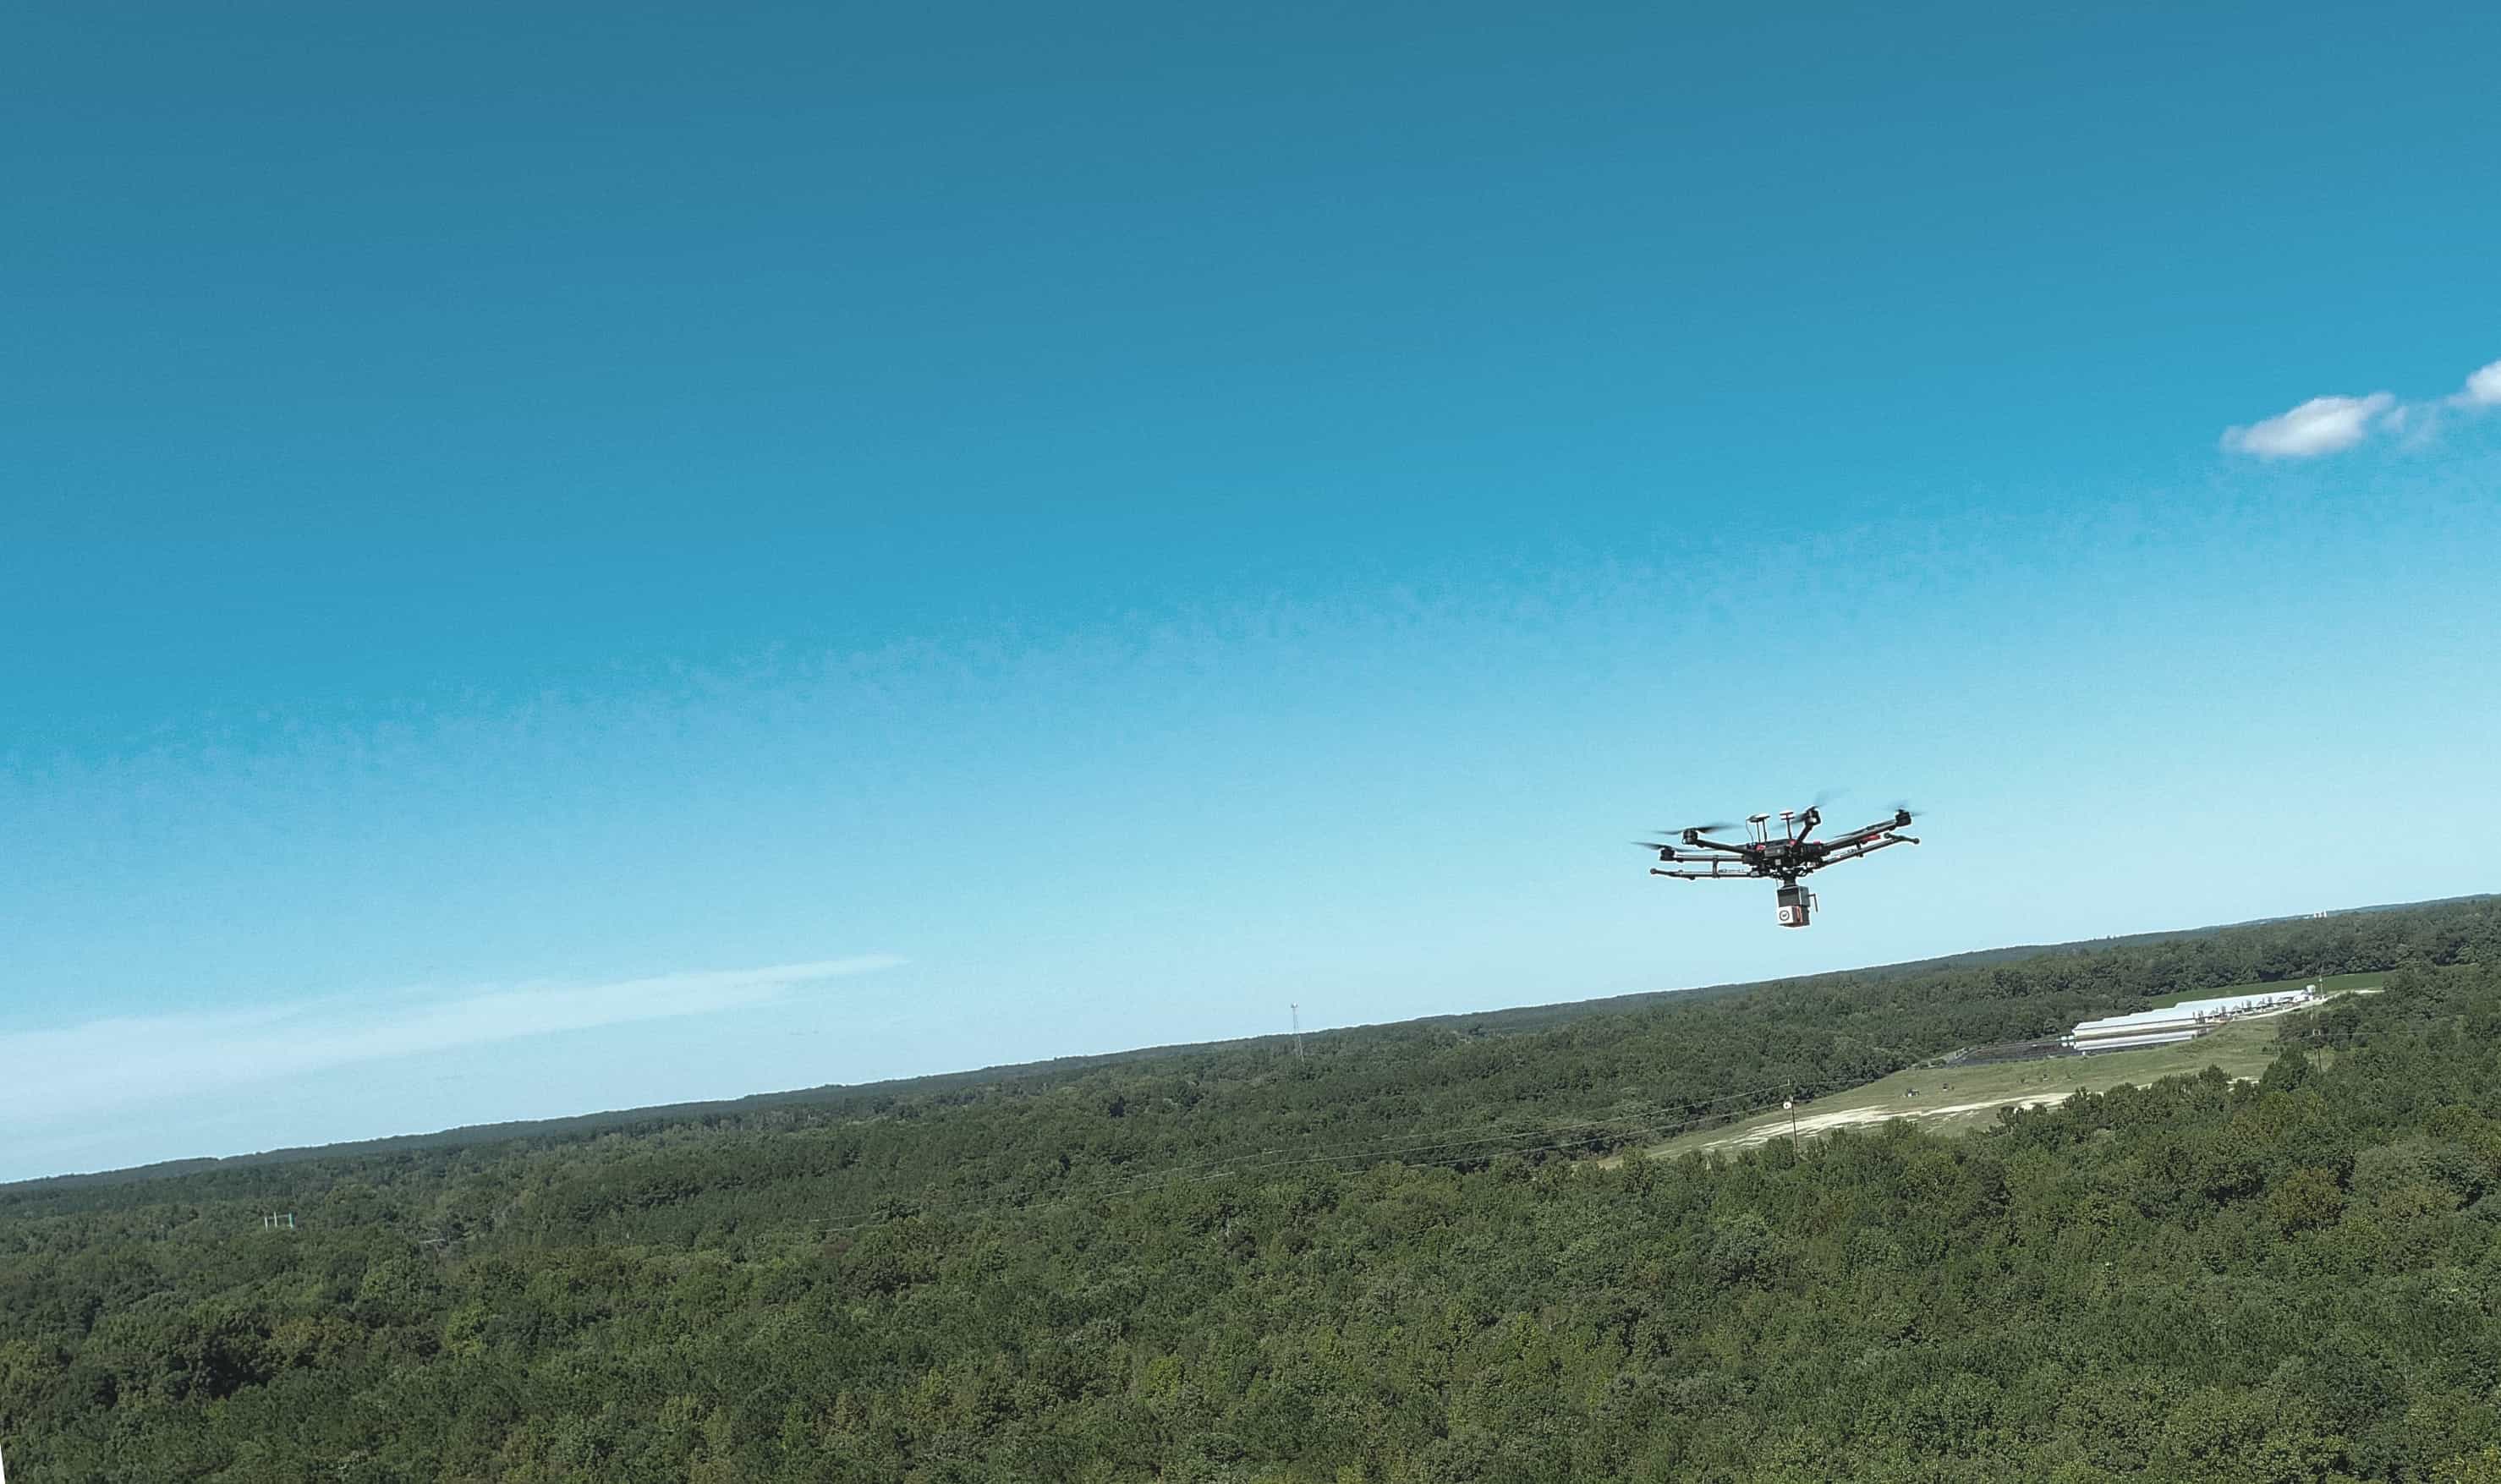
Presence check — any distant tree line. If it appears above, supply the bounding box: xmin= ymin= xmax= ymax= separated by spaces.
xmin=1 ymin=896 xmax=2495 ymax=1480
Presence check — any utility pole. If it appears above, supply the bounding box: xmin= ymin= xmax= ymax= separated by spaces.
xmin=1785 ymin=1095 xmax=1799 ymax=1146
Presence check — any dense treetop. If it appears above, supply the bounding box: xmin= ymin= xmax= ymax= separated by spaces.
xmin=3 ymin=897 xmax=2496 ymax=1480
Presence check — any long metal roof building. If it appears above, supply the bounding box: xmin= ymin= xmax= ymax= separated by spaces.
xmin=2066 ymin=986 xmax=2317 ymax=1052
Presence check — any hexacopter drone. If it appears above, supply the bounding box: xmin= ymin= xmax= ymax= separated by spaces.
xmin=1636 ymin=805 xmax=1920 ymax=928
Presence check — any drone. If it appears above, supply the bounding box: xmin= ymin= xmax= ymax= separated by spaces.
xmin=1635 ymin=804 xmax=1920 ymax=928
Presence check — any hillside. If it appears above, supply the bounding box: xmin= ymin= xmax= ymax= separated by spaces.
xmin=1641 ymin=997 xmax=2356 ymax=1159
xmin=2 ymin=897 xmax=2496 ymax=1480
xmin=9 ymin=895 xmax=2486 ymax=1197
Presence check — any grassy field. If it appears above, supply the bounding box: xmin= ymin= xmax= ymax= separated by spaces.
xmin=1638 ymin=1007 xmax=2325 ymax=1160
xmin=2143 ymin=970 xmax=2385 ymax=1010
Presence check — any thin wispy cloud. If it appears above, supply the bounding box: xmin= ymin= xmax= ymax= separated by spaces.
xmin=2221 ymin=393 xmax=2394 ymax=459
xmin=0 ymin=956 xmax=902 ymax=1127
xmin=2223 ymin=355 xmax=2500 ymax=458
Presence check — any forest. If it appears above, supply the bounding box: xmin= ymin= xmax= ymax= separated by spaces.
xmin=3 ymin=897 xmax=2498 ymax=1481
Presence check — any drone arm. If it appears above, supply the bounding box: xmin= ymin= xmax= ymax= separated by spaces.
xmin=1637 ymin=841 xmax=1748 ymax=868
xmin=1823 ymin=813 xmax=1911 ymax=850
xmin=1808 ymin=833 xmax=1916 ymax=870
xmin=1682 ymin=833 xmax=1752 ymax=855
xmin=1651 ymin=863 xmax=1757 ymax=879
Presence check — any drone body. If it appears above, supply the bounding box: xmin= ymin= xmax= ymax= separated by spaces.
xmin=1635 ymin=806 xmax=1920 ymax=928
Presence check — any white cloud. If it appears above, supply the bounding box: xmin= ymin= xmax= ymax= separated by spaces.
xmin=0 ymin=956 xmax=903 ymax=1127
xmin=2220 ymin=392 xmax=2396 ymax=459
xmin=2223 ymin=353 xmax=2501 ymax=457
xmin=2453 ymin=358 xmax=2501 ymax=408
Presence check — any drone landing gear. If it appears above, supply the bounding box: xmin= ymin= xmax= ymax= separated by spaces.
xmin=1776 ymin=884 xmax=1816 ymax=928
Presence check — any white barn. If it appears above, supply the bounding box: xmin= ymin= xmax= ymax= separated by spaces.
xmin=2065 ymin=985 xmax=2317 ymax=1054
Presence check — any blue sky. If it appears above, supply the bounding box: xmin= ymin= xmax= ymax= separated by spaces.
xmin=4 ymin=2 xmax=2498 ymax=1180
